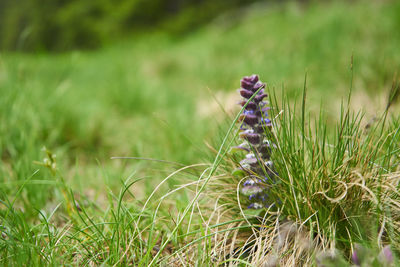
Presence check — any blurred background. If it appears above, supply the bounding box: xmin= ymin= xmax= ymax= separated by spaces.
xmin=1 ymin=0 xmax=304 ymax=52
xmin=1 ymin=0 xmax=400 ymax=206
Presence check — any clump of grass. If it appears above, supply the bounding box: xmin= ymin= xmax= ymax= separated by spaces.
xmin=261 ymin=87 xmax=400 ymax=266
xmin=163 ymin=75 xmax=400 ymax=266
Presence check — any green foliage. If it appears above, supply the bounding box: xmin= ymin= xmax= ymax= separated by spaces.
xmin=172 ymin=85 xmax=400 ymax=266
xmin=269 ymin=87 xmax=400 ymax=254
xmin=1 ymin=0 xmax=400 ymax=265
xmin=0 ymin=0 xmax=261 ymax=51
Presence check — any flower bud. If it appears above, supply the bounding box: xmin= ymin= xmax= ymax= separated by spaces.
xmin=248 ymin=74 xmax=259 ymax=83
xmin=239 ymin=114 xmax=259 ymax=126
xmin=239 ymin=132 xmax=261 ymax=145
xmin=241 ymin=80 xmax=254 ymax=90
xmin=260 ymin=118 xmax=271 ymax=125
xmin=255 ymin=107 xmax=270 ymax=117
xmin=252 ymin=81 xmax=265 ymax=91
xmin=258 ymin=144 xmax=271 ymax=157
xmin=239 ymin=89 xmax=254 ymax=99
xmin=240 ymin=100 xmax=257 ymax=110
xmin=240 ymin=157 xmax=259 ymax=168
xmin=254 ymin=93 xmax=268 ymax=103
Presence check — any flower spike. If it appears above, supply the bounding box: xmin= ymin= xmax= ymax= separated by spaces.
xmin=233 ymin=75 xmax=277 ymax=209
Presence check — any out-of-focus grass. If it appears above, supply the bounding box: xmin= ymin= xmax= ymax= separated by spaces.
xmin=0 ymin=0 xmax=400 ymax=265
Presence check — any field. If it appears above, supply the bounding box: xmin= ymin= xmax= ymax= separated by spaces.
xmin=1 ymin=1 xmax=400 ymax=265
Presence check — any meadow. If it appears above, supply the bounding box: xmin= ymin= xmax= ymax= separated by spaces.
xmin=1 ymin=0 xmax=400 ymax=265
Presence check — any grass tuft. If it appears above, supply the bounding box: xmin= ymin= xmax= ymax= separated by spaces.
xmin=164 ymin=82 xmax=400 ymax=266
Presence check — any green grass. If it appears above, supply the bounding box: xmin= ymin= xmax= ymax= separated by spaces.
xmin=169 ymin=88 xmax=400 ymax=266
xmin=1 ymin=0 xmax=400 ymax=265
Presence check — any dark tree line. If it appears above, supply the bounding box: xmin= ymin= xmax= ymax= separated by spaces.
xmin=0 ymin=0 xmax=267 ymax=52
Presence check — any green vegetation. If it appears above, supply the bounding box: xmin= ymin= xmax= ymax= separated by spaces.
xmin=170 ymin=84 xmax=400 ymax=266
xmin=1 ymin=0 xmax=400 ymax=265
xmin=0 ymin=0 xmax=261 ymax=51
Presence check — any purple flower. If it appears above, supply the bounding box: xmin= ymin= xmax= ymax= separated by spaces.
xmin=252 ymin=81 xmax=264 ymax=91
xmin=260 ymin=118 xmax=271 ymax=125
xmin=255 ymin=107 xmax=270 ymax=117
xmin=258 ymin=144 xmax=271 ymax=157
xmin=240 ymin=114 xmax=259 ymax=126
xmin=248 ymin=203 xmax=264 ymax=209
xmin=254 ymin=125 xmax=266 ymax=134
xmin=254 ymin=93 xmax=268 ymax=103
xmin=243 ymin=179 xmax=256 ymax=186
xmin=234 ymin=75 xmax=277 ymax=209
xmin=243 ymin=110 xmax=255 ymax=115
xmin=241 ymin=75 xmax=265 ymax=92
xmin=239 ymin=132 xmax=261 ymax=145
xmin=241 ymin=182 xmax=264 ymax=196
xmin=351 ymin=250 xmax=360 ymax=265
xmin=239 ymin=89 xmax=254 ymax=99
xmin=380 ymin=245 xmax=393 ymax=264
xmin=240 ymin=157 xmax=259 ymax=168
xmin=240 ymin=100 xmax=258 ymax=110
xmin=241 ymin=74 xmax=259 ymax=84
xmin=248 ymin=74 xmax=259 ymax=83
xmin=241 ymin=80 xmax=254 ymax=90
xmin=245 ymin=102 xmax=258 ymax=110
